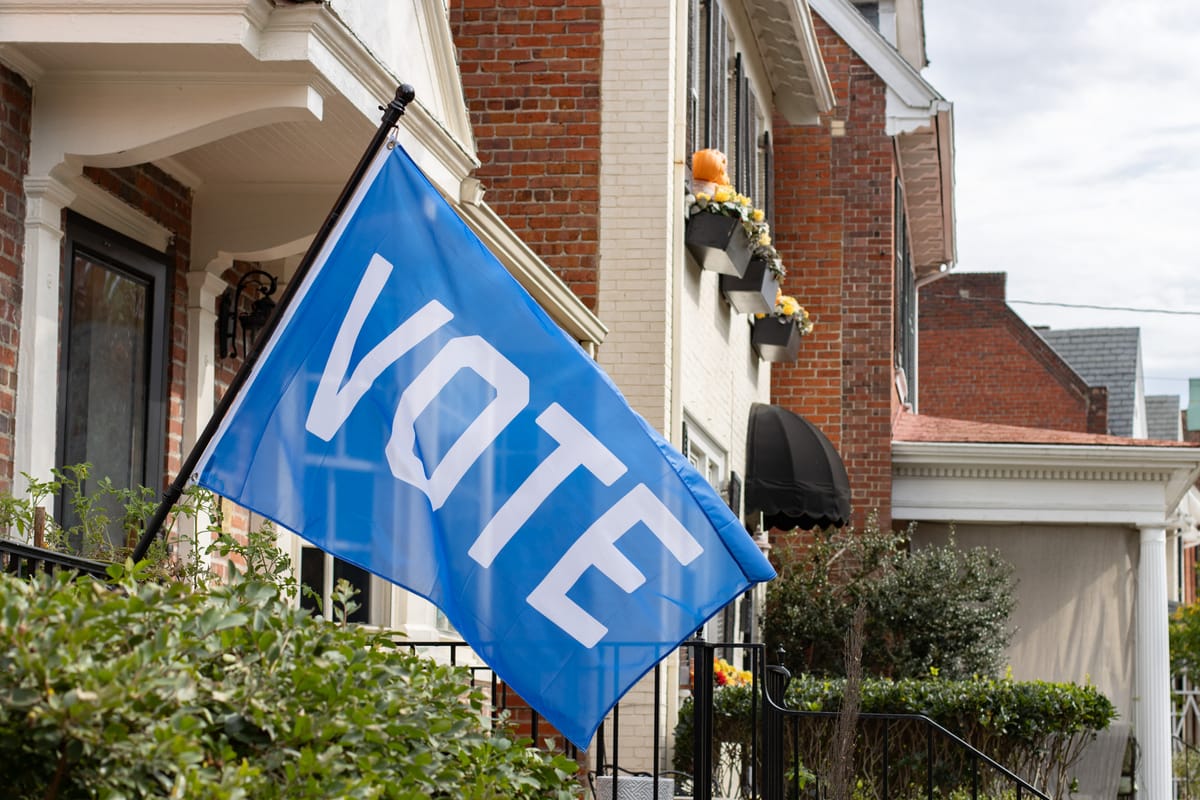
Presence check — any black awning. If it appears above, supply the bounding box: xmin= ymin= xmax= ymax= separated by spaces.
xmin=745 ymin=403 xmax=851 ymax=530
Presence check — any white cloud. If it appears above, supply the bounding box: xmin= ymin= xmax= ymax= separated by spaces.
xmin=923 ymin=0 xmax=1200 ymax=405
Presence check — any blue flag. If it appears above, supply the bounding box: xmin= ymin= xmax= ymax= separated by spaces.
xmin=195 ymin=141 xmax=775 ymax=747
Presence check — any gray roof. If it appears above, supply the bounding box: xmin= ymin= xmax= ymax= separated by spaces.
xmin=1146 ymin=395 xmax=1182 ymax=441
xmin=1038 ymin=328 xmax=1143 ymax=437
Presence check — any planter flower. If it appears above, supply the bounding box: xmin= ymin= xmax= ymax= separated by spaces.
xmin=752 ymin=291 xmax=813 ymax=362
xmin=721 ymin=216 xmax=785 ymax=314
xmin=685 ymin=149 xmax=756 ymax=277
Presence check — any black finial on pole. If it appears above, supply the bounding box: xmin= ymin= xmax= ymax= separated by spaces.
xmin=130 ymin=84 xmax=418 ymax=564
xmin=384 ymin=84 xmax=417 ymax=119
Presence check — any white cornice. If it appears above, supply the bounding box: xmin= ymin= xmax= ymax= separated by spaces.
xmin=794 ymin=0 xmax=837 ymax=113
xmin=809 ymin=0 xmax=944 ymax=120
xmin=0 ymin=44 xmax=45 ymax=84
xmin=47 ymin=163 xmax=173 ymax=252
xmin=455 ymin=199 xmax=607 ymax=349
xmin=258 ymin=3 xmax=478 ymax=186
xmin=893 ymin=440 xmax=1200 ymax=472
xmin=893 ymin=440 xmax=1200 ymax=527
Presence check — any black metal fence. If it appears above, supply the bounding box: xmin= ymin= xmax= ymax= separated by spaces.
xmin=397 ymin=638 xmax=1048 ymax=800
xmin=0 ymin=537 xmax=110 ymax=581
xmin=760 ymin=665 xmax=1048 ymax=800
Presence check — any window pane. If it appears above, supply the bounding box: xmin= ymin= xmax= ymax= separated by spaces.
xmin=300 ymin=546 xmax=325 ymax=615
xmin=63 ymin=255 xmax=150 ymax=490
xmin=333 ymin=558 xmax=372 ymax=624
xmin=59 ymin=215 xmax=167 ymax=553
xmin=61 ymin=254 xmax=152 ymax=549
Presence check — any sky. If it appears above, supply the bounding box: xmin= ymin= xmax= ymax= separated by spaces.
xmin=921 ymin=0 xmax=1200 ymax=409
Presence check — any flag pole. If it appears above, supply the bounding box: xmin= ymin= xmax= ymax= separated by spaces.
xmin=131 ymin=84 xmax=417 ymax=562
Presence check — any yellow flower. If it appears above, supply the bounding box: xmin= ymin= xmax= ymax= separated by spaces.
xmin=737 ymin=194 xmax=752 ymax=206
xmin=759 ymin=234 xmax=771 ymax=247
xmin=780 ymin=296 xmax=800 ymax=317
xmin=751 ymin=208 xmax=765 ymax=222
xmin=695 ymin=192 xmax=710 ymax=203
xmin=712 ymin=187 xmax=733 ymax=203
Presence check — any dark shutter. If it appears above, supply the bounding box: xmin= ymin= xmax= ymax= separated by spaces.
xmin=762 ymin=131 xmax=773 ymax=223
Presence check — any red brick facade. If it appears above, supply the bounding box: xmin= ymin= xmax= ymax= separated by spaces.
xmin=0 ymin=66 xmax=30 ymax=493
xmin=917 ymin=272 xmax=1108 ymax=434
xmin=449 ymin=0 xmax=602 ymax=310
xmin=770 ymin=16 xmax=896 ymax=529
xmin=80 ymin=164 xmax=192 ymax=487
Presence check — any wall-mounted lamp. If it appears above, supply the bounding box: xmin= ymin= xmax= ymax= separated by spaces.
xmin=218 ymin=269 xmax=278 ymax=359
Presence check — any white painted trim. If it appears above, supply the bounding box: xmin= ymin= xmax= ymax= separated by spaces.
xmin=0 ymin=43 xmax=44 ymax=84
xmin=16 ymin=176 xmax=75 ymax=489
xmin=785 ymin=0 xmax=837 ymax=114
xmin=52 ymin=164 xmax=173 ymax=252
xmin=892 ymin=440 xmax=1200 ymax=526
xmin=28 ymin=75 xmax=324 ymax=175
xmin=455 ymin=199 xmax=608 ymax=349
xmin=809 ymin=0 xmax=943 ymax=112
xmin=935 ymin=105 xmax=956 ymax=266
xmin=0 ymin=0 xmax=276 ymax=46
xmin=257 ymin=3 xmax=479 ymax=188
xmin=1137 ymin=524 xmax=1173 ymax=800
xmin=892 ymin=0 xmax=926 ymax=69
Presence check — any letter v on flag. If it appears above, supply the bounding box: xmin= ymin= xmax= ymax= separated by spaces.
xmin=194 ymin=140 xmax=775 ymax=747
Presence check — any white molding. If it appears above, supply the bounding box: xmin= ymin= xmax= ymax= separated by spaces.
xmin=793 ymin=0 xmax=837 ymax=113
xmin=152 ymin=156 xmax=205 ymax=190
xmin=259 ymin=2 xmax=479 ymax=187
xmin=16 ymin=176 xmax=75 ymax=489
xmin=892 ymin=440 xmax=1200 ymax=526
xmin=51 ymin=164 xmax=173 ymax=252
xmin=29 ymin=76 xmax=323 ymax=175
xmin=0 ymin=0 xmax=276 ymax=44
xmin=0 ymin=44 xmax=44 ymax=84
xmin=456 ymin=200 xmax=607 ymax=349
xmin=808 ymin=0 xmax=943 ymax=113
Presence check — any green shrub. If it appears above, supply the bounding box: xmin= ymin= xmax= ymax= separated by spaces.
xmin=0 ymin=567 xmax=580 ymax=799
xmin=764 ymin=524 xmax=1016 ymax=680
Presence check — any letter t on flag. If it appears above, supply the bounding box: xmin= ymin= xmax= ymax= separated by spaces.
xmin=194 ymin=139 xmax=775 ymax=747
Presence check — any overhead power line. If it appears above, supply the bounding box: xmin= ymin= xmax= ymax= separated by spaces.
xmin=1005 ymin=299 xmax=1200 ymax=316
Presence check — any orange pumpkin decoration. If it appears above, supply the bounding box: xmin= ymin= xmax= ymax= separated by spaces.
xmin=692 ymin=148 xmax=731 ymax=186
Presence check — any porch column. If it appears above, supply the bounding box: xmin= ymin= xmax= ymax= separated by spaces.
xmin=1137 ymin=524 xmax=1171 ymax=799
xmin=184 ymin=267 xmax=228 ymax=455
xmin=15 ymin=177 xmax=74 ymax=494
xmin=179 ymin=267 xmax=228 ymax=563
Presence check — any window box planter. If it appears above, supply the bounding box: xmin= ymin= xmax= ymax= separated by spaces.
xmin=720 ymin=257 xmax=779 ymax=315
xmin=751 ymin=317 xmax=802 ymax=362
xmin=685 ymin=212 xmax=753 ymax=277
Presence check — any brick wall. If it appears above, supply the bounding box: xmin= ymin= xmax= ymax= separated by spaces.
xmin=449 ymin=0 xmax=602 ymax=311
xmin=81 ymin=164 xmax=192 ymax=487
xmin=0 ymin=66 xmax=31 ymax=494
xmin=918 ymin=272 xmax=1106 ymax=434
xmin=770 ymin=16 xmax=895 ymax=529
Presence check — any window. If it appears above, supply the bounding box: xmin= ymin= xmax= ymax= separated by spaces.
xmin=682 ymin=418 xmax=744 ymax=661
xmin=687 ymin=0 xmax=731 ymax=163
xmin=299 ymin=546 xmax=373 ymax=624
xmin=687 ymin=0 xmax=771 ymax=209
xmin=58 ymin=213 xmax=169 ymax=547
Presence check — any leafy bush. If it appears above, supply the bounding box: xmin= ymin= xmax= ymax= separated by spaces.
xmin=0 ymin=566 xmax=580 ymax=799
xmin=764 ymin=524 xmax=1016 ymax=679
xmin=1171 ymin=602 xmax=1200 ymax=674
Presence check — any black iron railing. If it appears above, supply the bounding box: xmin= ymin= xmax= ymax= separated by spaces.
xmin=1177 ymin=735 xmax=1200 ymax=799
xmin=0 ymin=537 xmax=110 ymax=581
xmin=760 ymin=665 xmax=1050 ymax=800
